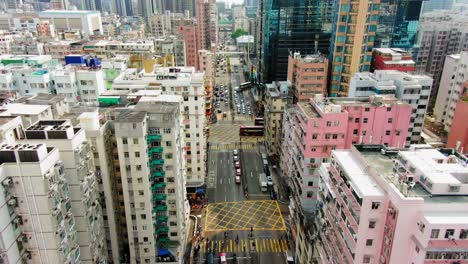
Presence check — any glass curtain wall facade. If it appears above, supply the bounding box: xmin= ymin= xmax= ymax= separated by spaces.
xmin=375 ymin=0 xmax=423 ymax=49
xmin=259 ymin=0 xmax=336 ymax=83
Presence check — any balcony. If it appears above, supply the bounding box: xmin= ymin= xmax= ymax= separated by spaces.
xmin=148 ymin=147 xmax=164 ymax=154
xmin=151 ymin=171 xmax=166 ymax=178
xmin=153 ymin=194 xmax=167 ymax=201
xmin=156 ymin=227 xmax=169 ymax=234
xmin=153 ymin=182 xmax=167 ymax=189
xmin=157 ymin=216 xmax=168 ymax=223
xmin=150 ymin=159 xmax=165 ymax=166
xmin=154 ymin=205 xmax=168 ymax=212
xmin=157 ymin=237 xmax=169 ymax=243
xmin=147 ymin=135 xmax=162 ymax=142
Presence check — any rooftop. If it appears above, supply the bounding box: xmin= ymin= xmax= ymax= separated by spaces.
xmin=115 ymin=110 xmax=146 ymax=123
xmin=0 ymin=103 xmax=50 ymax=115
xmin=334 ymin=150 xmax=385 ymax=197
xmin=297 ymin=102 xmax=319 ymax=118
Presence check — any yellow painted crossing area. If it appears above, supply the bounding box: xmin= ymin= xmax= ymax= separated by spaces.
xmin=201 ymin=239 xmax=289 ymax=254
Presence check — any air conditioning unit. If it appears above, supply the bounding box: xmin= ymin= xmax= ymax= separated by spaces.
xmin=2 ymin=177 xmax=12 ymax=186
xmin=91 ymin=146 xmax=97 ymax=152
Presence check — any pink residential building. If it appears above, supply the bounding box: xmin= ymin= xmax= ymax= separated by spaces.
xmin=316 ymin=144 xmax=468 ymax=264
xmin=178 ymin=24 xmax=199 ymax=68
xmin=196 ymin=0 xmax=217 ymax=50
xmin=281 ymin=94 xmax=412 ymax=263
xmin=447 ymin=83 xmax=468 ymax=154
xmin=287 ymin=52 xmax=328 ymax=103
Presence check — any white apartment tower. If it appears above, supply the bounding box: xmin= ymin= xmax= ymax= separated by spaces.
xmin=112 ymin=67 xmax=206 ymax=187
xmin=21 ymin=120 xmax=107 ymax=263
xmin=434 ymin=52 xmax=468 ymax=132
xmin=114 ymin=96 xmax=188 ymax=263
xmin=0 ymin=142 xmax=81 ymax=263
xmin=78 ymin=111 xmax=123 ymax=264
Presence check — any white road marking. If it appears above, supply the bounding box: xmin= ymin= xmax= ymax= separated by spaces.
xmin=228 ymin=178 xmax=231 ymax=184
xmin=220 ymin=179 xmax=223 ymax=184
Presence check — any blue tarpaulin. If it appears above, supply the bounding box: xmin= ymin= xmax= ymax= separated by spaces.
xmin=196 ymin=188 xmax=204 ymax=194
xmin=158 ymin=249 xmax=170 ymax=256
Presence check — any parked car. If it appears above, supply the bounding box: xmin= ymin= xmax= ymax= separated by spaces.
xmin=235 ymin=176 xmax=241 ymax=184
xmin=236 ymin=169 xmax=241 ymax=176
xmin=235 ymin=161 xmax=240 ymax=168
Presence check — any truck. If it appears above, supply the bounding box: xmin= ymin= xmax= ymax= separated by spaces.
xmin=259 ymin=173 xmax=268 ymax=192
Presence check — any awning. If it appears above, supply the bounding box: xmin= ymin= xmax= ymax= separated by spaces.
xmin=196 ymin=188 xmax=204 ymax=194
xmin=158 ymin=249 xmax=170 ymax=256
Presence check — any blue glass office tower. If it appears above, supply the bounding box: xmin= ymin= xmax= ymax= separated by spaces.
xmin=258 ymin=0 xmax=336 ymax=82
xmin=375 ymin=0 xmax=423 ymax=49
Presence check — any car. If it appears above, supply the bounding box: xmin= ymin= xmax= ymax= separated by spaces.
xmin=233 ymin=155 xmax=239 ymax=162
xmin=267 ymin=176 xmax=273 ymax=186
xmin=223 ymin=112 xmax=227 ymax=117
xmin=236 ymin=169 xmax=241 ymax=176
xmin=237 ymin=110 xmax=241 ymax=114
xmin=233 ymin=149 xmax=239 ymax=155
xmin=219 ymin=252 xmax=227 ymax=264
xmin=235 ymin=176 xmax=241 ymax=184
xmin=224 ymin=101 xmax=228 ymax=105
xmin=235 ymin=161 xmax=240 ymax=168
xmin=217 ymin=109 xmax=222 ymax=113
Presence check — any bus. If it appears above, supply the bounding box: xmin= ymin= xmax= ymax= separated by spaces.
xmin=254 ymin=117 xmax=265 ymax=126
xmin=239 ymin=126 xmax=264 ymax=136
xmin=240 ymin=82 xmax=252 ymax=90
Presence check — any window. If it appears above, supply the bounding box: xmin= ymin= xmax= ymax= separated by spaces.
xmin=133 ymin=123 xmax=137 ymax=129
xmin=365 ymin=107 xmax=370 ymax=112
xmin=170 ymin=232 xmax=178 ymax=236
xmin=444 ymin=229 xmax=455 ymax=239
xmin=166 ymin=141 xmax=172 ymax=147
xmin=332 ymin=134 xmax=338 ymax=139
xmin=353 ymin=129 xmax=358 ymax=135
xmin=369 ymin=220 xmax=376 ymax=229
xmin=141 ymin=214 xmax=146 ymax=219
xmin=326 ymin=121 xmax=332 ymax=127
xmin=124 ymin=152 xmax=129 ymax=158
xmin=363 ymin=255 xmax=371 ymax=263
xmin=306 ymin=191 xmax=313 ymax=198
xmin=168 ymin=189 xmax=175 ymax=193
xmin=355 ymin=118 xmax=360 ymax=123
xmin=385 ymin=130 xmax=391 ymax=136
xmin=133 ymin=138 xmax=139 ymax=144
xmin=122 ymin=138 xmax=128 ymax=144
xmin=371 ymin=202 xmax=380 ymax=210
xmin=311 ymin=147 xmax=316 ymax=152
xmin=312 ymin=134 xmax=318 ymax=139
xmin=366 ymin=239 xmax=373 ymax=246
xmin=388 ymin=118 xmax=393 ymax=123
xmin=165 ymin=153 xmax=173 ymax=159
xmin=135 ymin=152 xmax=140 ymax=158
xmin=363 ymin=118 xmax=368 ymax=123
xmin=459 ymin=229 xmax=468 ymax=239
xmin=137 ymin=178 xmax=143 ymax=183
xmin=308 ymin=181 xmax=313 ymax=186
xmin=325 ymin=134 xmax=331 ymax=139
xmin=139 ymin=190 xmax=144 ymax=196
xmin=164 ymin=128 xmax=171 ymax=134
xmin=386 ymin=107 xmax=391 ymax=112
xmin=136 ymin=165 xmax=142 ymax=171
xmin=125 ymin=165 xmax=131 ymax=171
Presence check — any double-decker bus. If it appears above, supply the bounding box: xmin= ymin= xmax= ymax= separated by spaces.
xmin=240 ymin=82 xmax=252 ymax=90
xmin=239 ymin=126 xmax=264 ymax=136
xmin=254 ymin=117 xmax=265 ymax=126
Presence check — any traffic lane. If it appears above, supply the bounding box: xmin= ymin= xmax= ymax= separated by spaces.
xmin=241 ymin=150 xmax=266 ymax=196
xmin=215 ymin=151 xmax=234 ymax=202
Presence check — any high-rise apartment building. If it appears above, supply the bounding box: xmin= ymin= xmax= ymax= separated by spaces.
xmin=287 ymin=52 xmax=328 ymax=103
xmin=22 ymin=120 xmax=107 ymax=263
xmin=138 ymin=0 xmax=160 ymax=25
xmin=329 ymin=0 xmax=380 ymax=96
xmin=350 ymin=70 xmax=433 ymax=145
xmin=375 ymin=0 xmax=423 ymax=48
xmin=78 ymin=112 xmax=126 ymax=263
xmin=114 ymin=97 xmax=189 ymax=263
xmin=82 ymin=0 xmax=102 ymax=11
xmin=176 ymin=19 xmax=199 ymax=68
xmin=316 ymin=144 xmax=468 ymax=263
xmin=434 ymin=52 xmax=468 ymax=132
xmin=281 ymin=94 xmax=412 ymax=209
xmin=113 ymin=0 xmax=133 ymax=17
xmin=196 ymin=0 xmax=217 ymax=50
xmin=0 ymin=141 xmax=81 ymax=263
xmin=415 ymin=10 xmax=468 ymax=95
xmin=111 ymin=67 xmax=206 ymax=187
xmin=371 ymin=48 xmax=415 ymax=72
xmin=263 ymin=82 xmax=293 ymax=160
xmin=257 ymin=0 xmax=336 ymax=82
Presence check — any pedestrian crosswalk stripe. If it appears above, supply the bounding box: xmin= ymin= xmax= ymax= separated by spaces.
xmin=200 ymin=238 xmax=289 ymax=254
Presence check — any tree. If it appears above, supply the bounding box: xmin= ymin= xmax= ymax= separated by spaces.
xmin=231 ymin=29 xmax=248 ymax=40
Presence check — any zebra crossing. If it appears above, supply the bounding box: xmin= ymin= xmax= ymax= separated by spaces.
xmin=210 ymin=143 xmax=257 ymax=151
xmin=200 ymin=238 xmax=290 ymax=254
